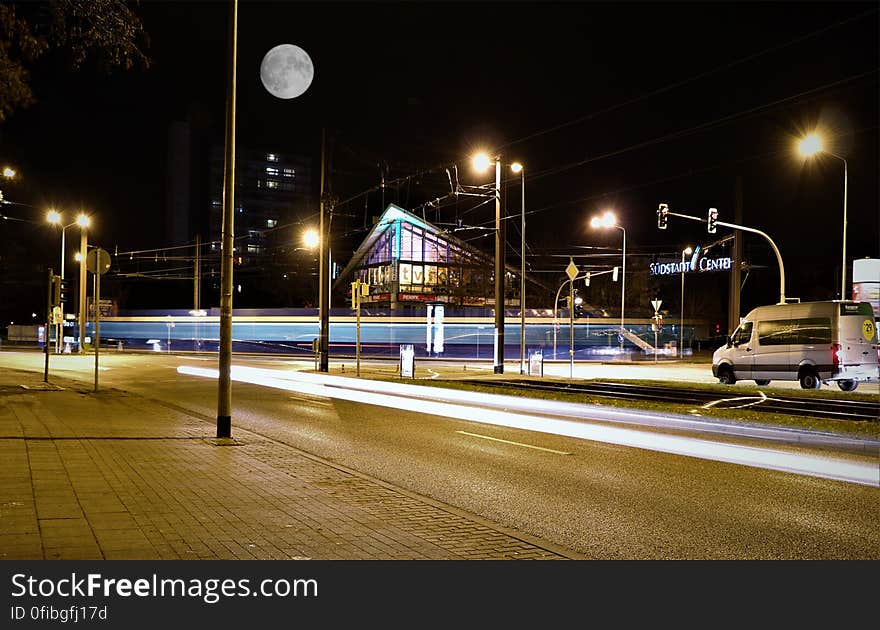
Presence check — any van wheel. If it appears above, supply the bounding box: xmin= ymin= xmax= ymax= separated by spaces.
xmin=798 ymin=368 xmax=822 ymax=390
xmin=718 ymin=366 xmax=736 ymax=385
xmin=837 ymin=379 xmax=858 ymax=392
xmin=754 ymin=379 xmax=771 ymax=386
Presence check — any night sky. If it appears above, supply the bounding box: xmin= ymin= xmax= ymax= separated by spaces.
xmin=1 ymin=1 xmax=877 ymax=324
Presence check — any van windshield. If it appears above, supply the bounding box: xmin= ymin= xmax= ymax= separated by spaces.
xmin=732 ymin=321 xmax=752 ymax=345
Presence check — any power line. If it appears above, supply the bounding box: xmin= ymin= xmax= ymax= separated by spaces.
xmin=493 ymin=7 xmax=878 ymax=154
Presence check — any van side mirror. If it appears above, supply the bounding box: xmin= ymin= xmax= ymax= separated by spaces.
xmin=726 ymin=335 xmax=733 ymax=347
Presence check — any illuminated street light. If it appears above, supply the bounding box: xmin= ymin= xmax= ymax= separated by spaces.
xmin=302 ymin=228 xmax=319 ymax=249
xmin=47 ymin=210 xmax=62 ymax=225
xmin=2 ymin=166 xmax=15 ymax=179
xmin=471 ymin=151 xmax=504 ymax=373
xmin=797 ymin=133 xmax=822 ymax=157
xmin=472 ymin=152 xmax=491 ymax=173
xmin=797 ymin=131 xmax=848 ymax=300
xmin=590 ymin=211 xmax=626 ymax=352
xmin=680 ymin=246 xmax=693 ymax=359
xmin=76 ymin=213 xmax=91 ymax=228
xmin=75 ymin=252 xmax=83 ymax=262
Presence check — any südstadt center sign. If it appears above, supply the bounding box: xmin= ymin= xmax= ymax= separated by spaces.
xmin=649 ymin=256 xmax=732 ymax=276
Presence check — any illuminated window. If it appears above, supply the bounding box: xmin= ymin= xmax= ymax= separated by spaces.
xmin=266 ymin=181 xmax=278 ymax=189
xmin=266 ymin=219 xmax=277 ymax=228
xmin=247 ymin=245 xmax=262 ymax=254
xmin=267 ymin=153 xmax=278 ymax=162
xmin=283 ymin=168 xmax=295 ymax=178
xmin=212 ymin=200 xmax=220 ymax=207
xmin=266 ymin=166 xmax=279 ymax=176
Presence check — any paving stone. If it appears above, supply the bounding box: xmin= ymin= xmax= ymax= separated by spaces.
xmin=0 ymin=369 xmax=579 ymax=561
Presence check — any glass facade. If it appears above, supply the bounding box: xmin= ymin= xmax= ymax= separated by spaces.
xmin=346 ymin=206 xmax=521 ymax=311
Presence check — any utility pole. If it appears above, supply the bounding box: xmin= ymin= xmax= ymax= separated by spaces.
xmin=728 ymin=176 xmax=743 ymax=334
xmin=194 ymin=234 xmax=201 ymax=311
xmin=78 ymin=228 xmax=87 ymax=353
xmin=493 ymin=157 xmax=505 ymax=374
xmin=318 ymin=128 xmax=330 ymax=372
xmin=216 ymin=0 xmax=238 ymax=439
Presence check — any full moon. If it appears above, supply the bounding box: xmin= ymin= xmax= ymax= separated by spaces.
xmin=260 ymin=44 xmax=314 ymax=99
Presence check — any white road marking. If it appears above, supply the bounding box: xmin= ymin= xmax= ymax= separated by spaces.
xmin=703 ymin=391 xmax=768 ymax=410
xmin=456 ymin=430 xmax=570 ymax=455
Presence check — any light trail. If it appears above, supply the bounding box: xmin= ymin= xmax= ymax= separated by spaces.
xmin=178 ymin=365 xmax=880 ymax=487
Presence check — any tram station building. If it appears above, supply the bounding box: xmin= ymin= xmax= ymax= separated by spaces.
xmin=334 ymin=204 xmax=547 ymax=313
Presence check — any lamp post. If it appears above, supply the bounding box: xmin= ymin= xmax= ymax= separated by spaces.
xmin=74 ymin=215 xmax=90 ymax=354
xmin=590 ymin=211 xmax=626 ymax=352
xmin=472 ymin=152 xmax=505 ymax=374
xmin=679 ymin=246 xmax=692 ymax=359
xmin=798 ymin=133 xmax=848 ymax=300
xmin=510 ymin=162 xmax=526 ymax=374
xmin=47 ymin=211 xmax=89 ymax=352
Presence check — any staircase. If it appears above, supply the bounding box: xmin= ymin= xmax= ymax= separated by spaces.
xmin=620 ymin=327 xmax=655 ymax=352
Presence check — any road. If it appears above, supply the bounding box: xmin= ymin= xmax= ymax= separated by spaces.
xmin=3 ymin=350 xmax=879 ymax=559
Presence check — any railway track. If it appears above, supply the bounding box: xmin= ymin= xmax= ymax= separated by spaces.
xmin=469 ymin=379 xmax=880 ymax=422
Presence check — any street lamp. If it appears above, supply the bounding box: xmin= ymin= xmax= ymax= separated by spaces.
xmin=590 ymin=211 xmax=626 ymax=352
xmin=472 ymin=151 xmax=505 ymax=374
xmin=76 ymin=214 xmax=91 ymax=353
xmin=798 ymin=132 xmax=848 ymax=300
xmin=302 ymin=227 xmax=320 ymax=250
xmin=2 ymin=166 xmax=15 ymax=179
xmin=510 ymin=162 xmax=526 ymax=375
xmin=680 ymin=246 xmax=693 ymax=359
xmin=47 ymin=211 xmax=90 ymax=353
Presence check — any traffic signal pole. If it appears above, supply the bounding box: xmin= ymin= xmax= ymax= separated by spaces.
xmin=660 ymin=207 xmax=787 ymax=304
xmin=44 ymin=268 xmax=53 ymax=383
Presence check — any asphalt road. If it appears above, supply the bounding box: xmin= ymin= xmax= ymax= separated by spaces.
xmin=4 ymin=350 xmax=879 ymax=559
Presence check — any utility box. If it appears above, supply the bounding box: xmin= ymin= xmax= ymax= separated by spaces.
xmin=399 ymin=344 xmax=415 ymax=378
xmin=529 ymin=350 xmax=544 ymax=377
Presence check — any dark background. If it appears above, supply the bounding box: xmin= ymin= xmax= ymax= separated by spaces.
xmin=1 ymin=1 xmax=877 ymax=327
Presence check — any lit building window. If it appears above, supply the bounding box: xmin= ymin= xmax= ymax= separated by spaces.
xmin=266 ymin=181 xmax=278 ymax=189
xmin=267 ymin=153 xmax=278 ymax=162
xmin=212 ymin=200 xmax=220 ymax=207
xmin=283 ymin=168 xmax=295 ymax=178
xmin=247 ymin=245 xmax=262 ymax=254
xmin=266 ymin=166 xmax=279 ymax=176
xmin=266 ymin=219 xmax=277 ymax=228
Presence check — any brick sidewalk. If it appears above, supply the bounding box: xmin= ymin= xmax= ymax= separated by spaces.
xmin=0 ymin=369 xmax=583 ymax=560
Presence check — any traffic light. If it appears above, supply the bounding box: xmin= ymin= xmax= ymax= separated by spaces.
xmin=657 ymin=203 xmax=669 ymax=230
xmin=707 ymin=207 xmax=718 ymax=234
xmin=612 ymin=266 xmax=619 ymax=282
xmin=51 ymin=275 xmax=62 ymax=307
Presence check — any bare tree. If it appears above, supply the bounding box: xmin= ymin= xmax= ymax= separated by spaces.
xmin=0 ymin=0 xmax=150 ymax=123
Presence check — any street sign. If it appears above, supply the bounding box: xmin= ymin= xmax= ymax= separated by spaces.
xmin=86 ymin=248 xmax=111 ymax=275
xmin=651 ymin=299 xmax=662 ymax=313
xmin=565 ymin=259 xmax=579 ymax=281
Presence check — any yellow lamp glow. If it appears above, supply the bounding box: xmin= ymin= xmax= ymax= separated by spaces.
xmin=302 ymin=228 xmax=319 ymax=249
xmin=798 ymin=133 xmax=823 ymax=157
xmin=472 ymin=153 xmax=491 ymax=173
xmin=47 ymin=210 xmax=62 ymax=225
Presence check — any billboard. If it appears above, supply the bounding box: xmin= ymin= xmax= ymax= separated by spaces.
xmin=852 ymin=258 xmax=879 ymax=318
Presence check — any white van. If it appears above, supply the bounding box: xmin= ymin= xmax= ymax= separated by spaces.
xmin=712 ymin=301 xmax=879 ymax=391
